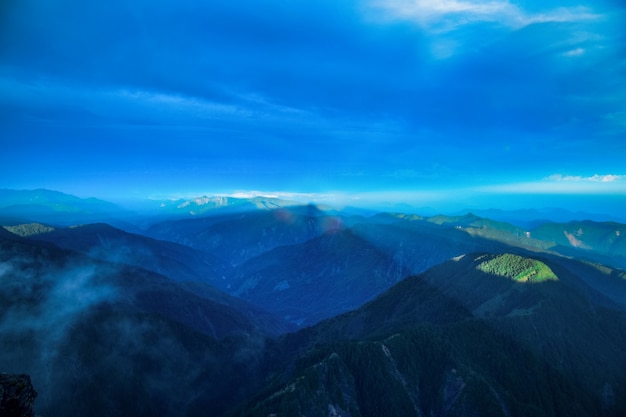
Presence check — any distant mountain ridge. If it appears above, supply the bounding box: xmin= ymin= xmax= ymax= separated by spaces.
xmin=145 ymin=205 xmax=345 ymax=266
xmin=446 ymin=215 xmax=626 ymax=270
xmin=3 ymin=188 xmax=623 ymax=233
xmin=0 ymin=188 xmax=311 ymax=229
xmin=0 ymin=189 xmax=129 ymax=227
xmin=0 ymin=189 xmax=115 ymax=208
xmin=459 ymin=207 xmax=626 ymax=228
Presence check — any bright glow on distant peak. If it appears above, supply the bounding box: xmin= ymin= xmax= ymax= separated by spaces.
xmin=229 ymin=190 xmax=323 ymax=201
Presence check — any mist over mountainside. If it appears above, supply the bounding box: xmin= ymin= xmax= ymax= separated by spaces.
xmin=1 ymin=189 xmax=626 ymax=416
xmin=26 ymin=222 xmax=231 ymax=285
xmin=0 ymin=230 xmax=293 ymax=416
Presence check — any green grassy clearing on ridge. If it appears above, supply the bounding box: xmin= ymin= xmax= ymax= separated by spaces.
xmin=477 ymin=254 xmax=558 ymax=283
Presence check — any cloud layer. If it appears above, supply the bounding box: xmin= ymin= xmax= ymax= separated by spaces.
xmin=369 ymin=0 xmax=600 ymax=30
xmin=546 ymin=174 xmax=625 ymax=183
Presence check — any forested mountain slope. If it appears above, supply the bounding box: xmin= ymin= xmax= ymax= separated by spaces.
xmin=237 ymin=252 xmax=626 ymax=417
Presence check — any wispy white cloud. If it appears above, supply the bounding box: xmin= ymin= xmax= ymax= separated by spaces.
xmin=368 ymin=0 xmax=600 ymax=31
xmin=114 ymin=89 xmax=250 ymax=121
xmin=476 ymin=173 xmax=626 ymax=194
xmin=369 ymin=0 xmax=513 ymax=26
xmin=0 ymin=75 xmax=319 ymax=129
xmin=546 ymin=173 xmax=625 ymax=183
xmin=563 ymin=48 xmax=585 ymax=57
xmin=228 ymin=190 xmax=331 ymax=201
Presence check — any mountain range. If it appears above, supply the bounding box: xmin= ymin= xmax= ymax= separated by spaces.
xmin=240 ymin=252 xmax=626 ymax=417
xmin=1 ymin=189 xmax=625 ymax=416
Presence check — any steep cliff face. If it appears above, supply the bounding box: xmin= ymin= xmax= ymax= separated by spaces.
xmin=0 ymin=373 xmax=37 ymax=417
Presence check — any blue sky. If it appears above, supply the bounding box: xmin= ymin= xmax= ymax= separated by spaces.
xmin=1 ymin=0 xmax=625 ymax=213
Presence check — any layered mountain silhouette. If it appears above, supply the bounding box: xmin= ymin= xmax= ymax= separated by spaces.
xmin=25 ymin=222 xmax=231 ymax=285
xmin=0 ymin=230 xmax=290 ymax=416
xmin=237 ymin=253 xmax=626 ymax=417
xmin=230 ymin=229 xmax=411 ymax=325
xmin=1 ymin=189 xmax=626 ymax=416
xmin=0 ymin=189 xmax=127 ymax=227
xmin=145 ymin=204 xmax=346 ymax=265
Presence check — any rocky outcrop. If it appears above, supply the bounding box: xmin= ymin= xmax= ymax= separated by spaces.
xmin=0 ymin=373 xmax=37 ymax=417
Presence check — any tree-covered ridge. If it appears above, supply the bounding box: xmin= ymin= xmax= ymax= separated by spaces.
xmin=476 ymin=254 xmax=558 ymax=283
xmin=3 ymin=223 xmax=55 ymax=237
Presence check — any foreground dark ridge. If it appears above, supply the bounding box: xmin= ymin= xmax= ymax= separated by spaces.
xmin=0 ymin=373 xmax=37 ymax=417
xmin=235 ymin=252 xmax=626 ymax=417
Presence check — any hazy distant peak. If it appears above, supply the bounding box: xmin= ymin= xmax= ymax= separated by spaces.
xmin=0 ymin=188 xmax=121 ymax=210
